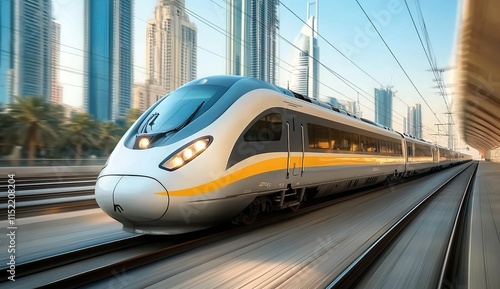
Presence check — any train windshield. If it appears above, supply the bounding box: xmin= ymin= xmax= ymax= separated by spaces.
xmin=138 ymin=84 xmax=228 ymax=134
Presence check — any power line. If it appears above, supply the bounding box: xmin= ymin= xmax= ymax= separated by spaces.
xmin=279 ymin=1 xmax=384 ymax=87
xmin=354 ymin=0 xmax=443 ymax=129
xmin=403 ymin=0 xmax=457 ymax=147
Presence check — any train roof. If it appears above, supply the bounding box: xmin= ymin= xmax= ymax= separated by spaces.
xmin=180 ymin=76 xmax=446 ymax=148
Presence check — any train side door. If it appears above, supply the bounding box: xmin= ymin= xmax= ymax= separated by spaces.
xmin=285 ymin=115 xmax=305 ymax=181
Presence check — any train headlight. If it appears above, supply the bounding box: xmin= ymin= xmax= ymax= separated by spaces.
xmin=138 ymin=137 xmax=151 ymax=149
xmin=182 ymin=148 xmax=193 ymax=160
xmin=160 ymin=136 xmax=213 ymax=171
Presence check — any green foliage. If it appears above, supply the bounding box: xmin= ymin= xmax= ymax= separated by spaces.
xmin=99 ymin=121 xmax=122 ymax=156
xmin=0 ymin=106 xmax=19 ymax=155
xmin=1 ymin=97 xmax=139 ymax=159
xmin=126 ymin=108 xmax=142 ymax=127
xmin=65 ymin=112 xmax=100 ymax=159
xmin=9 ymin=96 xmax=60 ymax=159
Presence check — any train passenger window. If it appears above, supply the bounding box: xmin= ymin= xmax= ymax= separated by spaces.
xmin=244 ymin=113 xmax=282 ymax=142
xmin=359 ymin=135 xmax=367 ymax=151
xmin=366 ymin=136 xmax=378 ymax=152
xmin=307 ymin=124 xmax=329 ymax=149
xmin=308 ymin=124 xmax=315 ymax=149
xmin=389 ymin=142 xmax=395 ymax=154
xmin=330 ymin=129 xmax=340 ymax=150
xmin=340 ymin=131 xmax=350 ymax=151
xmin=418 ymin=145 xmax=424 ymax=157
xmin=380 ymin=140 xmax=387 ymax=154
xmin=351 ymin=133 xmax=360 ymax=151
xmin=315 ymin=125 xmax=329 ymax=149
xmin=414 ymin=144 xmax=430 ymax=157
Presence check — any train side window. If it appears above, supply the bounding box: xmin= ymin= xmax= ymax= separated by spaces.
xmin=330 ymin=129 xmax=340 ymax=150
xmin=366 ymin=136 xmax=378 ymax=152
xmin=351 ymin=133 xmax=360 ymax=151
xmin=308 ymin=124 xmax=315 ymax=149
xmin=340 ymin=131 xmax=350 ymax=151
xmin=418 ymin=145 xmax=424 ymax=157
xmin=244 ymin=113 xmax=282 ymax=142
xmin=359 ymin=135 xmax=367 ymax=151
xmin=315 ymin=125 xmax=329 ymax=149
xmin=380 ymin=140 xmax=387 ymax=154
xmin=307 ymin=124 xmax=329 ymax=149
xmin=389 ymin=142 xmax=395 ymax=154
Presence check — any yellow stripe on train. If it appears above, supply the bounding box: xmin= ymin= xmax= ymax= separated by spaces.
xmin=155 ymin=155 xmax=404 ymax=197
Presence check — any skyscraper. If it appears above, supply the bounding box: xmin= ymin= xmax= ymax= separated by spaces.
xmin=374 ymin=87 xmax=393 ymax=128
xmin=407 ymin=103 xmax=422 ymax=139
xmin=11 ymin=0 xmax=53 ymax=103
xmin=226 ymin=0 xmax=278 ymax=83
xmin=328 ymin=97 xmax=346 ymax=111
xmin=0 ymin=0 xmax=14 ymax=105
xmin=84 ymin=0 xmax=133 ymax=121
xmin=51 ymin=20 xmax=62 ymax=104
xmin=145 ymin=0 xmax=197 ymax=93
xmin=289 ymin=1 xmax=319 ymax=99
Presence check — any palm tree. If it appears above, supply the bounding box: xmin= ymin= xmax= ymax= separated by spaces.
xmin=38 ymin=103 xmax=66 ymax=157
xmin=0 ymin=105 xmax=19 ymax=156
xmin=66 ymin=112 xmax=99 ymax=159
xmin=126 ymin=108 xmax=142 ymax=127
xmin=99 ymin=121 xmax=121 ymax=156
xmin=9 ymin=96 xmax=60 ymax=159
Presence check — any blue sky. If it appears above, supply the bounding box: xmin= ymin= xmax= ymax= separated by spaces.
xmin=53 ymin=0 xmax=463 ymax=148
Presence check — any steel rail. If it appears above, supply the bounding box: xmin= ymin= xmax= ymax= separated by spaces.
xmin=29 ymin=182 xmax=389 ymax=288
xmin=0 ymin=235 xmax=146 ymax=280
xmin=326 ymin=162 xmax=476 ymax=289
xmin=437 ymin=162 xmax=478 ymax=288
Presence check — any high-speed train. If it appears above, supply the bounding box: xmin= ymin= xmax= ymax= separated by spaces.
xmin=95 ymin=75 xmax=472 ymax=234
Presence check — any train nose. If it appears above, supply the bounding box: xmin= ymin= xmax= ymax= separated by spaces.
xmin=95 ymin=175 xmax=169 ymax=222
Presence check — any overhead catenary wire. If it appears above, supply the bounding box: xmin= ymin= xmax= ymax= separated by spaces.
xmin=403 ymin=0 xmax=454 ymax=122
xmin=274 ymin=1 xmax=444 ymax=136
xmin=279 ymin=0 xmax=384 ymax=88
xmin=354 ymin=0 xmax=443 ymax=129
xmin=215 ymin=0 xmax=417 ymax=132
xmin=402 ymin=0 xmax=457 ymax=147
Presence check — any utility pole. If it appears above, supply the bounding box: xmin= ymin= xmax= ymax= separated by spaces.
xmin=428 ymin=66 xmax=455 ymax=149
xmin=432 ymin=123 xmax=452 ymax=146
xmin=356 ymin=91 xmax=362 ymax=118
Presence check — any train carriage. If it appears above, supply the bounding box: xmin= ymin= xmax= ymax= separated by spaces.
xmin=95 ymin=75 xmax=470 ymax=234
xmin=403 ymin=136 xmax=436 ymax=176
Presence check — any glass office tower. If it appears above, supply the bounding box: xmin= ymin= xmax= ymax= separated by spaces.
xmin=226 ymin=0 xmax=278 ymax=84
xmin=7 ymin=0 xmax=53 ymax=104
xmin=84 ymin=0 xmax=133 ymax=121
xmin=374 ymin=88 xmax=393 ymax=129
xmin=0 ymin=0 xmax=14 ymax=105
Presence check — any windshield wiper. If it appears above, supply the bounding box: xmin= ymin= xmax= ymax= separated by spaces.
xmin=140 ymin=112 xmax=159 ymax=133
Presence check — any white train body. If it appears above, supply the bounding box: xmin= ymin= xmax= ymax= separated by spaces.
xmin=95 ymin=76 xmax=471 ymax=234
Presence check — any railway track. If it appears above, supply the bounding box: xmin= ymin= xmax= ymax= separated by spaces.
xmin=0 ymin=235 xmax=146 ymax=280
xmin=326 ymin=161 xmax=477 ymax=289
xmin=0 ymin=175 xmax=98 ymax=217
xmin=0 ymin=175 xmax=96 ymax=190
xmin=0 ymin=164 xmax=475 ymax=288
xmin=1 ymin=181 xmax=388 ymax=288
